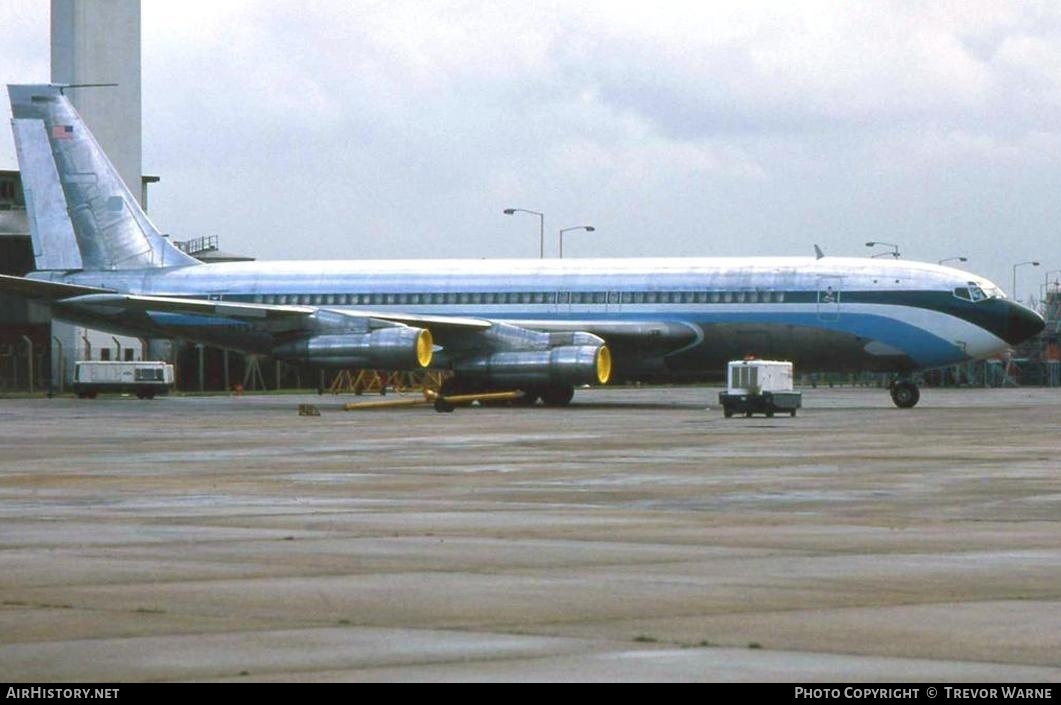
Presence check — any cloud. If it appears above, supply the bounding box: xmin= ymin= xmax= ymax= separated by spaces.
xmin=2 ymin=1 xmax=1059 ymax=289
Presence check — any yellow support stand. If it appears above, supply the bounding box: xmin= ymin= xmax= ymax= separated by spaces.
xmin=328 ymin=369 xmax=449 ymax=395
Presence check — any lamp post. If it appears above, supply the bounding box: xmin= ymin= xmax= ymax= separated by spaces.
xmin=1012 ymin=260 xmax=1040 ymax=302
xmin=559 ymin=225 xmax=595 ymax=258
xmin=503 ymin=208 xmax=544 ymax=259
xmin=938 ymin=256 xmax=968 ymax=266
xmin=866 ymin=241 xmax=900 ymax=259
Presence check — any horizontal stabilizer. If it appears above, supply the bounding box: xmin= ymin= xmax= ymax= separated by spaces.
xmin=0 ymin=273 xmax=113 ymax=300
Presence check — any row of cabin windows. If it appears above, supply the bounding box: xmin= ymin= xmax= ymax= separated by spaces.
xmin=250 ymin=290 xmax=788 ymax=306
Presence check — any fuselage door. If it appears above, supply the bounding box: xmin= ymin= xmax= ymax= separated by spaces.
xmin=816 ymin=276 xmax=842 ymax=322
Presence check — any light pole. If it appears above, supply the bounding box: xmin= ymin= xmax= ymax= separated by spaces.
xmin=503 ymin=208 xmax=544 ymax=259
xmin=938 ymin=256 xmax=968 ymax=266
xmin=559 ymin=225 xmax=595 ymax=258
xmin=866 ymin=241 xmax=901 ymax=259
xmin=1012 ymin=260 xmax=1040 ymax=302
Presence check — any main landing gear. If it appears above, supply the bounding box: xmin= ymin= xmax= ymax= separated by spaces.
xmin=889 ymin=379 xmax=920 ymax=409
xmin=433 ymin=380 xmax=576 ymax=411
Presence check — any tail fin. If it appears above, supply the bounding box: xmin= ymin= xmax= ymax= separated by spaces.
xmin=8 ymin=84 xmax=197 ymax=271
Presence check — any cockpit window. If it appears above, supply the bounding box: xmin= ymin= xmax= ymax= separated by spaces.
xmin=955 ymin=282 xmax=1000 ymax=302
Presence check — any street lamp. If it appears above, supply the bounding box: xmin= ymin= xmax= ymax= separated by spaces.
xmin=1012 ymin=260 xmax=1040 ymax=302
xmin=559 ymin=225 xmax=595 ymax=258
xmin=503 ymin=208 xmax=544 ymax=259
xmin=938 ymin=256 xmax=968 ymax=266
xmin=866 ymin=241 xmax=901 ymax=259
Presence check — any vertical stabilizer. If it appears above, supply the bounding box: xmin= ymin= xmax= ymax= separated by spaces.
xmin=12 ymin=118 xmax=83 ymax=270
xmin=8 ymin=84 xmax=197 ymax=271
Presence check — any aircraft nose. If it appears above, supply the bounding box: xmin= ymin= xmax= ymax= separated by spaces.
xmin=1002 ymin=301 xmax=1045 ymax=345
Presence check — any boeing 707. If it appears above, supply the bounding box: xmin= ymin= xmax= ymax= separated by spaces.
xmin=1 ymin=84 xmax=1045 ymax=408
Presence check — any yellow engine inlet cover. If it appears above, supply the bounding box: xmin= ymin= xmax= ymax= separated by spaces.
xmin=595 ymin=345 xmax=612 ymax=385
xmin=416 ymin=329 xmax=434 ymax=368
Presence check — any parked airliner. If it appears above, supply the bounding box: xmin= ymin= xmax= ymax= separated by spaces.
xmin=2 ymin=84 xmax=1045 ymax=408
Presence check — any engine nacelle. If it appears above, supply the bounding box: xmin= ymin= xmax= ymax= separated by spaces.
xmin=454 ymin=345 xmax=611 ymax=387
xmin=273 ymin=327 xmax=433 ymax=369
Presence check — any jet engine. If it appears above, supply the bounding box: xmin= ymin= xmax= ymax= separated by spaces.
xmin=454 ymin=344 xmax=611 ymax=387
xmin=273 ymin=326 xmax=433 ymax=369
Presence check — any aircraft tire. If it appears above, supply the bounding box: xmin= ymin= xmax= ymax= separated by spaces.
xmin=890 ymin=381 xmax=920 ymax=409
xmin=540 ymin=385 xmax=574 ymax=407
xmin=514 ymin=388 xmax=540 ymax=406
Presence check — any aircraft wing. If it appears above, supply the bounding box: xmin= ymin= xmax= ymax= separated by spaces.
xmin=3 ymin=275 xmax=692 ymax=377
xmin=56 ymin=292 xmax=492 ymax=332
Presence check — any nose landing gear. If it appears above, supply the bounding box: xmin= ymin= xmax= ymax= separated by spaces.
xmin=889 ymin=379 xmax=921 ymax=408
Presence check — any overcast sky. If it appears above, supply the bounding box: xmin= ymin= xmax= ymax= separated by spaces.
xmin=1 ymin=1 xmax=1059 ymax=300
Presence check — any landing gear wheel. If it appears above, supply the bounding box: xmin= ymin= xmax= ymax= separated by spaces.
xmin=890 ymin=380 xmax=920 ymax=409
xmin=513 ymin=388 xmax=540 ymax=406
xmin=434 ymin=398 xmax=456 ymax=413
xmin=540 ymin=385 xmax=574 ymax=407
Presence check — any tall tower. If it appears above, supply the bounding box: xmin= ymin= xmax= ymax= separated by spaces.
xmin=50 ymin=0 xmax=143 ymax=205
xmin=49 ymin=0 xmax=148 ymax=381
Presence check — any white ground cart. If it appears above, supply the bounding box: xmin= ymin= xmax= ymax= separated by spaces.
xmin=719 ymin=359 xmax=802 ymax=418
